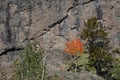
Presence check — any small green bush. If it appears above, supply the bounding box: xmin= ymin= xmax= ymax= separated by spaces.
xmin=110 ymin=59 xmax=120 ymax=80
xmin=110 ymin=48 xmax=120 ymax=80
xmin=112 ymin=48 xmax=120 ymax=54
xmin=13 ymin=42 xmax=44 ymax=80
xmin=67 ymin=53 xmax=89 ymax=72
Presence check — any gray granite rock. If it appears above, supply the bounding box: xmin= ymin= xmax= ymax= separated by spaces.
xmin=47 ymin=71 xmax=105 ymax=80
xmin=0 ymin=0 xmax=120 ymax=79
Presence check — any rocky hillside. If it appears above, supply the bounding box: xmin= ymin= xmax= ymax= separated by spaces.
xmin=0 ymin=0 xmax=120 ymax=80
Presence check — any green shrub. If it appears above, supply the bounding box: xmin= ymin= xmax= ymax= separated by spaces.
xmin=80 ymin=17 xmax=113 ymax=80
xmin=13 ymin=42 xmax=44 ymax=80
xmin=110 ymin=59 xmax=120 ymax=80
xmin=67 ymin=53 xmax=89 ymax=72
xmin=110 ymin=48 xmax=120 ymax=80
xmin=112 ymin=48 xmax=120 ymax=54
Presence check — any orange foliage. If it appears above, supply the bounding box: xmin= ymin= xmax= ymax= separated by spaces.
xmin=64 ymin=38 xmax=84 ymax=55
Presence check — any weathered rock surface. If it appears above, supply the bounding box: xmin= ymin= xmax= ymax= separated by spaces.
xmin=46 ymin=49 xmax=105 ymax=80
xmin=47 ymin=71 xmax=105 ymax=80
xmin=0 ymin=0 xmax=120 ymax=54
xmin=0 ymin=0 xmax=120 ymax=79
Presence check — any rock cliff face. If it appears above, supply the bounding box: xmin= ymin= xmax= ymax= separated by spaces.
xmin=0 ymin=0 xmax=120 ymax=79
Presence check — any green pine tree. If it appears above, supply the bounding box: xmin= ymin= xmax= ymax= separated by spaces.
xmin=80 ymin=17 xmax=113 ymax=80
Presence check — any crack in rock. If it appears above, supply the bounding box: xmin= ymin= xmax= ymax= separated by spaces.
xmin=28 ymin=1 xmax=82 ymax=41
xmin=23 ymin=0 xmax=96 ymax=41
xmin=31 ymin=15 xmax=68 ymax=40
xmin=55 ymin=34 xmax=69 ymax=41
xmin=0 ymin=45 xmax=24 ymax=56
xmin=82 ymin=0 xmax=95 ymax=5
